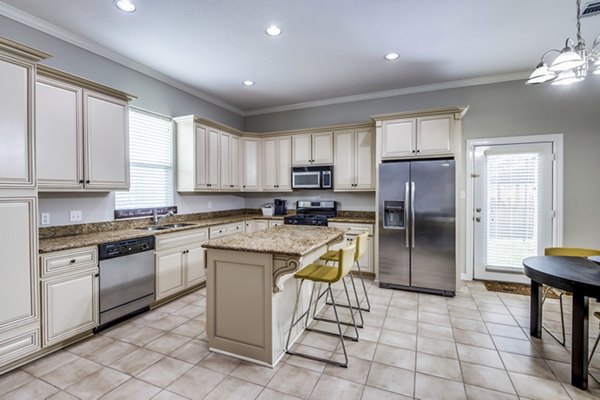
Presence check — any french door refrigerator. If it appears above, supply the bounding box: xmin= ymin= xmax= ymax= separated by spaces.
xmin=378 ymin=159 xmax=456 ymax=296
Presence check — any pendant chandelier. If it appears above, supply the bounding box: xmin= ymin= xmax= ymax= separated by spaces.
xmin=526 ymin=0 xmax=600 ymax=85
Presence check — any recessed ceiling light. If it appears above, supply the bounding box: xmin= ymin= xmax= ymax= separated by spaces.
xmin=384 ymin=52 xmax=399 ymax=61
xmin=266 ymin=25 xmax=282 ymax=36
xmin=115 ymin=0 xmax=136 ymax=12
xmin=243 ymin=80 xmax=255 ymax=86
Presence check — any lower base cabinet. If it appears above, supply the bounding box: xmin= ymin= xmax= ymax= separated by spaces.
xmin=155 ymin=229 xmax=208 ymax=301
xmin=328 ymin=223 xmax=374 ymax=274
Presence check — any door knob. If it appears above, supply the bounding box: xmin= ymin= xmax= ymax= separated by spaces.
xmin=475 ymin=217 xmax=481 ymax=222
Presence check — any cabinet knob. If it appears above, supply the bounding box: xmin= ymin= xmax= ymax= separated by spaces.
xmin=412 ymin=150 xmax=416 ymax=153
xmin=243 ymin=185 xmax=246 ymax=188
xmin=79 ymin=179 xmax=84 ymax=184
xmin=86 ymin=180 xmax=90 ymax=184
xmin=416 ymin=149 xmax=421 ymax=153
xmin=230 ymin=185 xmax=233 ymax=188
xmin=70 ymin=259 xmax=76 ymax=264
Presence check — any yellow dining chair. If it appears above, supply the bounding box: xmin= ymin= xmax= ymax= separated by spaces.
xmin=542 ymin=247 xmax=600 ymax=346
xmin=285 ymin=243 xmax=358 ymax=368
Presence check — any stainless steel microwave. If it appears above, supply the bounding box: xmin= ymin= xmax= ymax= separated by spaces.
xmin=291 ymin=166 xmax=333 ymax=189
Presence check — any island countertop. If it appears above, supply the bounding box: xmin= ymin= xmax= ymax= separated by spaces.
xmin=202 ymin=225 xmax=347 ymax=257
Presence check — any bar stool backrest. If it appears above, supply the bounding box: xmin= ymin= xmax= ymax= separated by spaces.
xmin=544 ymin=247 xmax=600 ymax=257
xmin=354 ymin=231 xmax=369 ymax=262
xmin=334 ymin=243 xmax=356 ymax=282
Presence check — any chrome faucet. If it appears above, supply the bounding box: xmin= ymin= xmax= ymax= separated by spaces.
xmin=153 ymin=210 xmax=175 ymax=225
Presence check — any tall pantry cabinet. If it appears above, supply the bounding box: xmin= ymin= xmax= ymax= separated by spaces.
xmin=0 ymin=38 xmax=49 ymax=372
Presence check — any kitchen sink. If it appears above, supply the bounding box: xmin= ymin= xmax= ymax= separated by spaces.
xmin=135 ymin=223 xmax=195 ymax=231
xmin=161 ymin=223 xmax=195 ymax=228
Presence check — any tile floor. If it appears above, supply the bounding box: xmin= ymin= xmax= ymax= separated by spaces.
xmin=2 ymin=280 xmax=600 ymax=400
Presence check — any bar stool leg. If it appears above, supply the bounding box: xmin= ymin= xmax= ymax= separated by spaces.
xmin=348 ymin=272 xmax=364 ymax=327
xmin=285 ymin=279 xmax=305 ymax=352
xmin=341 ymin=276 xmax=359 ymax=341
xmin=328 ymin=283 xmax=349 ymax=368
xmin=355 ymin=260 xmax=371 ymax=312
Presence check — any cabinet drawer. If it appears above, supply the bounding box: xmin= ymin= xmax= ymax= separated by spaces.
xmin=0 ymin=326 xmax=40 ymax=367
xmin=328 ymin=222 xmax=373 ymax=236
xmin=156 ymin=228 xmax=208 ymax=252
xmin=210 ymin=222 xmax=244 ymax=239
xmin=41 ymin=247 xmax=97 ymax=278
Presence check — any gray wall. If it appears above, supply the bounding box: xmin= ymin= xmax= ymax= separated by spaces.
xmin=246 ymin=80 xmax=600 ymax=248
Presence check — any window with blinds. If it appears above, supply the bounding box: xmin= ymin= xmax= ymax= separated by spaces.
xmin=115 ymin=109 xmax=174 ymax=210
xmin=485 ymin=152 xmax=540 ymax=269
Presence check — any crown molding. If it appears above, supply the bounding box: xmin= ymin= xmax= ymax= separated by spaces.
xmin=244 ymin=72 xmax=530 ymax=116
xmin=0 ymin=2 xmax=244 ymax=115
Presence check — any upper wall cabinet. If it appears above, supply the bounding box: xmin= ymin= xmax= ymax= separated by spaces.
xmin=263 ymin=136 xmax=292 ymax=191
xmin=334 ymin=127 xmax=375 ymax=191
xmin=220 ymin=132 xmax=240 ymax=190
xmin=0 ymin=38 xmax=49 ymax=189
xmin=35 ymin=66 xmax=133 ymax=191
xmin=292 ymin=132 xmax=333 ymax=166
xmin=241 ymin=137 xmax=261 ymax=191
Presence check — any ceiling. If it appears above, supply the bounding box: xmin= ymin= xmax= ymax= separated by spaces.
xmin=0 ymin=0 xmax=598 ymax=115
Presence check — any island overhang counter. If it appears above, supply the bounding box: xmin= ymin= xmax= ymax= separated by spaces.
xmin=203 ymin=225 xmax=346 ymax=367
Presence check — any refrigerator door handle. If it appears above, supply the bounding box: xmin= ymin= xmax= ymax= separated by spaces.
xmin=411 ymin=181 xmax=415 ymax=248
xmin=405 ymin=181 xmax=410 ymax=247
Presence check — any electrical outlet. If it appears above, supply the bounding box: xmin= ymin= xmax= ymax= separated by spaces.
xmin=70 ymin=210 xmax=82 ymax=222
xmin=41 ymin=213 xmax=50 ymax=226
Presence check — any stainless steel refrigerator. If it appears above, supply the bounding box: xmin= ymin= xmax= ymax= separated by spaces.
xmin=378 ymin=159 xmax=456 ymax=296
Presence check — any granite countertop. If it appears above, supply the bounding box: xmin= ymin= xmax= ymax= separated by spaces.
xmin=202 ymin=225 xmax=347 ymax=257
xmin=328 ymin=217 xmax=375 ymax=224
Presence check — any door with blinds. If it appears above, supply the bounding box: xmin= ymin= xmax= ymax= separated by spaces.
xmin=473 ymin=142 xmax=554 ymax=283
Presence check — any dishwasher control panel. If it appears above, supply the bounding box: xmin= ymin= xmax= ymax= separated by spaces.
xmin=99 ymin=236 xmax=155 ymax=260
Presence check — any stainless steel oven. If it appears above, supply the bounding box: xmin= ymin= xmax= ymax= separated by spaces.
xmin=291 ymin=166 xmax=332 ymax=189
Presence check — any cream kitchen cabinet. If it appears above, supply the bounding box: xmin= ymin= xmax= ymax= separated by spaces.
xmin=269 ymin=220 xmax=283 ymax=228
xmin=40 ymin=247 xmax=98 ymax=347
xmin=220 ymin=132 xmax=240 ymax=190
xmin=380 ymin=115 xmax=453 ymax=159
xmin=35 ymin=67 xmax=131 ymax=191
xmin=334 ymin=128 xmax=374 ymax=191
xmin=262 ymin=136 xmax=292 ymax=191
xmin=292 ymin=132 xmax=333 ymax=166
xmin=155 ymin=228 xmax=208 ymax=301
xmin=254 ymin=219 xmax=269 ymax=231
xmin=244 ymin=220 xmax=255 ymax=233
xmin=241 ymin=138 xmax=261 ymax=191
xmin=209 ymin=221 xmax=245 ymax=239
xmin=328 ymin=222 xmax=374 ymax=274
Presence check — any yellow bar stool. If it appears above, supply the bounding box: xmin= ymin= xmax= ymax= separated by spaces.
xmin=285 ymin=243 xmax=359 ymax=368
xmin=320 ymin=231 xmax=371 ymax=315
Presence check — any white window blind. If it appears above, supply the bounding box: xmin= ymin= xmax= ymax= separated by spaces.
xmin=115 ymin=108 xmax=173 ymax=210
xmin=485 ymin=152 xmax=540 ymax=269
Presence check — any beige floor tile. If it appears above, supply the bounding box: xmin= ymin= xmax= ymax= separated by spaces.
xmin=171 ymin=319 xmax=205 ymax=338
xmin=464 ymin=384 xmax=518 ymax=400
xmin=66 ymin=335 xmax=115 ymax=356
xmin=84 ymin=340 xmax=138 ymax=366
xmin=0 ymin=370 xmax=36 ymax=396
xmin=360 ymin=386 xmax=412 ymax=400
xmin=119 ymin=326 xmax=166 ymax=346
xmin=324 ymin=355 xmax=372 ymax=384
xmin=151 ymin=390 xmax=189 ymax=400
xmin=157 ymin=300 xmax=189 ymax=314
xmin=166 ymin=365 xmax=226 ymax=400
xmin=109 ymin=348 xmax=163 ymax=376
xmin=151 ymin=315 xmax=190 ymax=331
xmin=197 ymin=352 xmax=242 ymax=374
xmin=286 ymin=344 xmax=332 ymax=373
xmin=174 ymin=304 xmax=205 ymax=319
xmin=256 ymin=388 xmax=302 ymax=400
xmin=366 ymin=362 xmax=414 ymax=397
xmin=481 ymin=312 xmax=518 ymax=326
xmin=300 ymin=331 xmax=341 ymax=351
xmin=383 ymin=316 xmax=417 ymax=335
xmin=531 ymin=341 xmax=571 ymax=363
xmin=230 ymin=361 xmax=281 ymax=386
xmin=561 ymin=383 xmax=600 ymax=400
xmin=477 ymin=303 xmax=511 ymax=315
xmin=452 ymin=329 xmax=495 ymax=349
xmin=545 ymin=359 xmax=572 ymax=383
xmin=485 ymin=323 xmax=528 ymax=340
xmin=386 ymin=307 xmax=418 ymax=322
xmin=64 ymin=367 xmax=129 ymax=400
xmin=145 ymin=332 xmax=192 ymax=355
xmin=101 ymin=377 xmax=161 ymax=399
xmin=417 ymin=336 xmax=458 ymax=359
xmin=309 ymin=374 xmax=363 ymax=400
xmin=336 ymin=338 xmax=378 ymax=361
xmin=417 ymin=322 xmax=454 ymax=341
xmin=348 ymin=324 xmax=382 ymax=342
xmin=22 ymin=350 xmax=79 ymax=377
xmin=169 ymin=339 xmax=210 ymax=364
xmin=100 ymin=321 xmax=143 ymax=340
xmin=500 ymin=352 xmax=555 ymax=379
xmin=460 ymin=361 xmax=515 ymax=394
xmin=40 ymin=357 xmax=103 ymax=389
xmin=416 ymin=352 xmax=462 ymax=382
xmin=456 ymin=343 xmax=503 ymax=369
xmin=419 ymin=303 xmax=450 ymax=316
xmin=0 ymin=379 xmax=59 ymax=400
xmin=373 ymin=343 xmax=415 ymax=371
xmin=414 ymin=372 xmax=466 ymax=400
xmin=46 ymin=391 xmax=79 ymax=400
xmin=136 ymin=357 xmax=194 ymax=388
xmin=450 ymin=317 xmax=488 ymax=333
xmin=378 ymin=329 xmax=417 ymax=350
xmin=134 ymin=310 xmax=169 ymax=326
xmin=267 ymin=364 xmax=321 ymax=399
xmin=204 ymin=376 xmax=264 ymax=400
xmin=418 ymin=311 xmax=452 ymax=327
xmin=361 ymin=312 xmax=386 ymax=328
xmin=508 ymin=371 xmax=571 ymax=399
xmin=449 ymin=307 xmax=483 ymax=320
xmin=492 ymin=335 xmax=540 ymax=357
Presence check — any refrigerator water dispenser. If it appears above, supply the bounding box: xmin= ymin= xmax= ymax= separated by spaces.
xmin=383 ymin=201 xmax=405 ymax=229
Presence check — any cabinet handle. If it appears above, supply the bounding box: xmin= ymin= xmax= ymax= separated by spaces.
xmin=86 ymin=180 xmax=90 ymax=184
xmin=70 ymin=259 xmax=76 ymax=264
xmin=94 ymin=273 xmax=99 ymax=277
xmin=230 ymin=185 xmax=233 ymax=188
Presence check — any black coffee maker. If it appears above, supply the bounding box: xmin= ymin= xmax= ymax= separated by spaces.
xmin=274 ymin=199 xmax=287 ymax=215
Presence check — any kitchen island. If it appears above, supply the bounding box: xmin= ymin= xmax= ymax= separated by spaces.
xmin=203 ymin=225 xmax=346 ymax=366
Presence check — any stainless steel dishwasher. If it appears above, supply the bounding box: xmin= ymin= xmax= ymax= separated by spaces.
xmin=97 ymin=236 xmax=155 ymax=330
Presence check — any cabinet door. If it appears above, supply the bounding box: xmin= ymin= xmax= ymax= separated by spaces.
xmin=0 ymin=198 xmax=38 ymax=332
xmin=417 ymin=115 xmax=453 ymax=156
xmin=185 ymin=245 xmax=206 ymax=287
xmin=352 ymin=236 xmax=373 ymax=274
xmin=381 ymin=119 xmax=416 ymax=159
xmin=242 ymin=138 xmax=260 ymax=191
xmin=244 ymin=220 xmax=254 ymax=233
xmin=292 ymin=134 xmax=312 ymax=166
xmin=42 ymin=270 xmax=98 ymax=346
xmin=312 ymin=132 xmax=334 ymax=165
xmin=207 ymin=128 xmax=220 ymax=188
xmin=220 ymin=133 xmax=230 ymax=189
xmin=277 ymin=137 xmax=292 ymax=190
xmin=254 ymin=220 xmax=269 ymax=231
xmin=355 ymin=128 xmax=375 ymax=190
xmin=36 ymin=78 xmax=83 ymax=190
xmin=229 ymin=135 xmax=240 ymax=190
xmin=262 ymin=138 xmax=278 ymax=190
xmin=0 ymin=56 xmax=34 ymax=187
xmin=155 ymin=250 xmax=185 ymax=300
xmin=269 ymin=220 xmax=283 ymax=228
xmin=84 ymin=91 xmax=129 ymax=190
xmin=333 ymin=130 xmax=355 ymax=190
xmin=193 ymin=124 xmax=209 ymax=189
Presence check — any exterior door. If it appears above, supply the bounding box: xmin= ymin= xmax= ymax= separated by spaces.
xmin=473 ymin=143 xmax=554 ymax=283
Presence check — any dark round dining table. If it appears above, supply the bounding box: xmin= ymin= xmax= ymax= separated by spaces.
xmin=523 ymin=255 xmax=600 ymax=389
